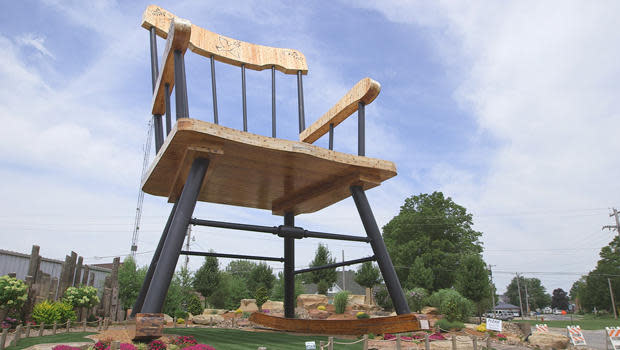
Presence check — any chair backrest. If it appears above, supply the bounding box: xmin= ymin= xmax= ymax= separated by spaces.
xmin=142 ymin=5 xmax=308 ymax=75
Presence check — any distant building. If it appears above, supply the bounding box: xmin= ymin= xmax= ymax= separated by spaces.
xmin=303 ymin=270 xmax=365 ymax=296
xmin=494 ymin=301 xmax=521 ymax=316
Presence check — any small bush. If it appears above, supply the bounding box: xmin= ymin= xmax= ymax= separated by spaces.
xmin=182 ymin=345 xmax=215 ymax=350
xmin=120 ymin=344 xmax=137 ymax=350
xmin=63 ymin=286 xmax=99 ymax=308
xmin=317 ymin=280 xmax=329 ymax=295
xmin=32 ymin=301 xmax=76 ymax=325
xmin=186 ymin=294 xmax=203 ymax=316
xmin=0 ymin=276 xmax=28 ymax=312
xmin=52 ymin=346 xmax=82 ymax=350
xmin=317 ymin=305 xmax=326 ymax=311
xmin=176 ymin=318 xmax=185 ymax=324
xmin=373 ymin=286 xmax=393 ymax=311
xmin=436 ymin=318 xmax=465 ymax=330
xmin=174 ymin=310 xmax=188 ymax=319
xmin=405 ymin=288 xmax=428 ymax=313
xmin=428 ymin=289 xmax=472 ymax=322
xmin=356 ymin=312 xmax=370 ymax=319
xmin=254 ymin=287 xmax=269 ymax=310
xmin=334 ymin=291 xmax=349 ymax=314
xmin=476 ymin=323 xmax=486 ymax=332
xmin=171 ymin=335 xmax=197 ymax=346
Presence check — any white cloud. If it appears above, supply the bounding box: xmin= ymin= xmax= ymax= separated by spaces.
xmin=16 ymin=33 xmax=55 ymax=59
xmin=356 ymin=1 xmax=620 ymax=293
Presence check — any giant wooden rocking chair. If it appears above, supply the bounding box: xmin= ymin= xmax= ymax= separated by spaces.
xmin=132 ymin=5 xmax=419 ymax=336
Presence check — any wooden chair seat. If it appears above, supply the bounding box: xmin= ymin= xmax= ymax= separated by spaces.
xmin=142 ymin=118 xmax=396 ymax=215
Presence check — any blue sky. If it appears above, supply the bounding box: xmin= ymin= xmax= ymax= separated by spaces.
xmin=1 ymin=0 xmax=620 ymax=297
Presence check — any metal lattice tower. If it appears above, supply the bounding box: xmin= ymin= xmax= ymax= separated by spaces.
xmin=130 ymin=120 xmax=154 ymax=257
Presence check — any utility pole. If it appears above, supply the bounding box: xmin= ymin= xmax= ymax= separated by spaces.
xmin=609 ymin=278 xmax=618 ymax=319
xmin=602 ymin=208 xmax=620 ymax=233
xmin=516 ymin=273 xmax=525 ymax=319
xmin=184 ymin=225 xmax=192 ymax=270
xmin=524 ymin=282 xmax=530 ymax=315
xmin=488 ymin=264 xmax=496 ymax=314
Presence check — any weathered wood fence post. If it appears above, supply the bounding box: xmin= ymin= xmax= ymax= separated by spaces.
xmin=473 ymin=336 xmax=478 ymax=350
xmin=452 ymin=335 xmax=457 ymax=350
xmin=111 ymin=341 xmax=120 ymax=350
xmin=82 ymin=320 xmax=87 ymax=332
xmin=362 ymin=334 xmax=368 ymax=350
xmin=52 ymin=321 xmax=57 ymax=335
xmin=425 ymin=333 xmax=430 ymax=350
xmin=38 ymin=322 xmax=45 ymax=337
xmin=12 ymin=325 xmax=22 ymax=346
xmin=486 ymin=336 xmax=491 ymax=350
xmin=396 ymin=334 xmax=402 ymax=350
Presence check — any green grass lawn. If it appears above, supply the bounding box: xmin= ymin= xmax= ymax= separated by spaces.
xmin=513 ymin=316 xmax=620 ymax=330
xmin=164 ymin=328 xmax=364 ymax=350
xmin=5 ymin=332 xmax=95 ymax=350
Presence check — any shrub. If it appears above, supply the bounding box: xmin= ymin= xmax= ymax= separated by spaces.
xmin=63 ymin=286 xmax=99 ymax=308
xmin=317 ymin=305 xmax=326 ymax=311
xmin=0 ymin=275 xmax=28 ymax=312
xmin=497 ymin=333 xmax=507 ymax=341
xmin=334 ymin=291 xmax=349 ymax=314
xmin=120 ymin=344 xmax=137 ymax=350
xmin=436 ymin=318 xmax=465 ymax=330
xmin=174 ymin=310 xmax=188 ymax=319
xmin=476 ymin=323 xmax=486 ymax=332
xmin=316 ymin=280 xmax=329 ymax=295
xmin=186 ymin=294 xmax=203 ymax=316
xmin=405 ymin=288 xmax=428 ymax=313
xmin=182 ymin=345 xmax=215 ymax=350
xmin=52 ymin=346 xmax=82 ymax=350
xmin=32 ymin=301 xmax=76 ymax=325
xmin=428 ymin=289 xmax=472 ymax=322
xmin=176 ymin=318 xmax=185 ymax=324
xmin=254 ymin=287 xmax=269 ymax=310
xmin=373 ymin=286 xmax=393 ymax=311
xmin=356 ymin=312 xmax=370 ymax=319
xmin=94 ymin=341 xmax=109 ymax=350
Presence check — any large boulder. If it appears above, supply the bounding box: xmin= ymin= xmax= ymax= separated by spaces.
xmin=297 ymin=294 xmax=328 ymax=309
xmin=528 ymin=332 xmax=569 ymax=350
xmin=163 ymin=314 xmax=173 ymax=325
xmin=261 ymin=300 xmax=284 ymax=312
xmin=347 ymin=294 xmax=365 ymax=305
xmin=239 ymin=299 xmax=259 ymax=312
xmin=421 ymin=306 xmax=440 ymax=315
xmin=192 ymin=314 xmax=224 ymax=325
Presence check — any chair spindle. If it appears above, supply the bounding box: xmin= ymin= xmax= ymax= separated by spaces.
xmin=173 ymin=50 xmax=189 ymax=119
xmin=296 ymin=70 xmax=305 ymax=133
xmin=149 ymin=27 xmax=164 ymax=152
xmin=210 ymin=55 xmax=219 ymax=124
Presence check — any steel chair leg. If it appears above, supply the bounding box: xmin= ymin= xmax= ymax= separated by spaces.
xmin=142 ymin=157 xmax=210 ymax=313
xmin=350 ymin=185 xmax=411 ymax=314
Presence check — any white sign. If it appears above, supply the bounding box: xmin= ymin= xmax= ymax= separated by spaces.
xmin=305 ymin=341 xmax=316 ymax=350
xmin=420 ymin=319 xmax=430 ymax=330
xmin=486 ymin=318 xmax=502 ymax=332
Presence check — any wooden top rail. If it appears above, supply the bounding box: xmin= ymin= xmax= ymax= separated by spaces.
xmin=300 ymin=78 xmax=381 ymax=144
xmin=151 ymin=17 xmax=191 ymax=116
xmin=142 ymin=5 xmax=308 ymax=75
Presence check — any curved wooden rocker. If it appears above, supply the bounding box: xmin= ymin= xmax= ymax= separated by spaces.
xmin=133 ymin=4 xmax=412 ymax=338
xmin=250 ymin=313 xmax=421 ymax=336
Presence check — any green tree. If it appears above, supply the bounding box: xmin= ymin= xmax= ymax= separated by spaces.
xmin=569 ymin=276 xmax=586 ymax=310
xmin=271 ymin=272 xmax=304 ymax=301
xmin=383 ymin=192 xmax=483 ymax=292
xmin=354 ymin=262 xmax=382 ymax=291
xmin=163 ymin=273 xmax=184 ymax=316
xmin=454 ymin=254 xmax=491 ymax=318
xmin=551 ymin=288 xmax=569 ymax=310
xmin=247 ymin=263 xmax=276 ymax=297
xmin=193 ymin=255 xmax=221 ymax=307
xmin=406 ymin=257 xmax=434 ymax=290
xmin=304 ymin=244 xmax=337 ymax=291
xmin=226 ymin=260 xmax=257 ymax=281
xmin=118 ymin=256 xmax=147 ymax=310
xmin=579 ymin=236 xmax=620 ymax=312
xmin=177 ymin=266 xmax=195 ymax=308
xmin=505 ymin=276 xmax=551 ymax=311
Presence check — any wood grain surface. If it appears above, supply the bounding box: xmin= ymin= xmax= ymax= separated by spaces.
xmin=249 ymin=312 xmax=421 ymax=335
xmin=142 ymin=5 xmax=308 ymax=74
xmin=300 ymin=78 xmax=381 ymax=144
xmin=141 ymin=119 xmax=396 ymax=215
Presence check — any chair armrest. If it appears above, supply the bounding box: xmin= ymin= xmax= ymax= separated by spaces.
xmin=300 ymin=78 xmax=380 ymax=144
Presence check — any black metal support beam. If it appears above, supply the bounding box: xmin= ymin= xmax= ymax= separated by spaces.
xmin=296 ymin=71 xmax=305 ymax=133
xmin=210 ymin=55 xmax=218 ymax=124
xmin=153 ymin=115 xmax=164 ymax=153
xmin=350 ymin=185 xmax=410 ymax=315
xmin=149 ymin=27 xmax=159 ymax=91
xmin=271 ymin=66 xmax=276 ymax=138
xmin=241 ymin=64 xmax=247 ymax=131
xmin=294 ymin=256 xmax=376 ymax=275
xmin=189 ymin=218 xmax=371 ymax=243
xmin=329 ymin=123 xmax=334 ymax=150
xmin=283 ymin=212 xmax=295 ymax=318
xmin=358 ymin=102 xmax=365 ymax=156
xmin=142 ymin=158 xmax=209 ymax=313
xmin=174 ymin=50 xmax=189 ymax=119
xmin=164 ymin=83 xmax=171 ymax=135
xmin=131 ymin=201 xmax=178 ymax=317
xmin=180 ymin=250 xmax=284 ymax=262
